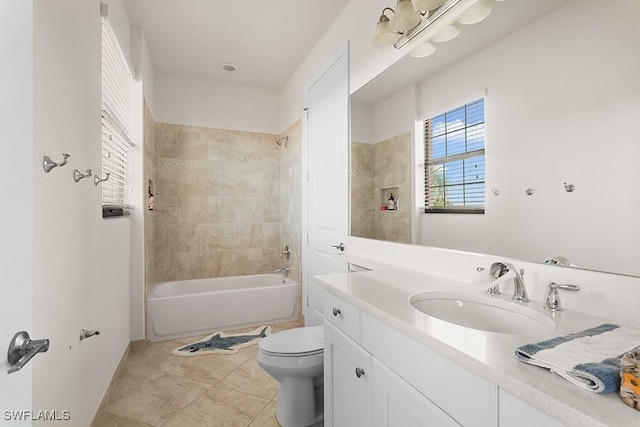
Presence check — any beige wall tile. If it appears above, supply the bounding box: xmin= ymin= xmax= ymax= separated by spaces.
xmin=152 ymin=122 xmax=288 ymax=282
xmin=177 ymin=251 xmax=209 ymax=280
xmin=208 ymin=250 xmax=237 ymax=277
xmin=178 ymin=127 xmax=208 ymax=160
xmin=154 ymin=123 xmax=179 ymax=159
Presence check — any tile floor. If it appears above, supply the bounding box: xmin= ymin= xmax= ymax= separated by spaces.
xmin=93 ymin=318 xmax=306 ymax=427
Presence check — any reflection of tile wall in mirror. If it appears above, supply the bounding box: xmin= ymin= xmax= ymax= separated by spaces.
xmin=351 ymin=132 xmax=411 ymax=244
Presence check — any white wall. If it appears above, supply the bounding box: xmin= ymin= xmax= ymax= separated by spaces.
xmin=154 ymin=71 xmax=280 ymax=134
xmin=279 ymin=0 xmax=415 ymax=132
xmin=417 ymin=0 xmax=640 ymax=276
xmin=373 ymin=84 xmax=415 ymax=143
xmin=32 ymin=0 xmax=135 ymax=424
xmin=350 ymin=101 xmax=373 ymax=143
xmin=0 ymin=0 xmax=34 ymax=415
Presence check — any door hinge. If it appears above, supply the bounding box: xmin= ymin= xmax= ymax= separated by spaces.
xmin=306 ymin=234 xmax=309 ymax=244
xmin=306 ymin=296 xmax=309 ymax=307
xmin=303 ymin=107 xmax=309 ymax=118
xmin=306 ymin=171 xmax=309 ymax=181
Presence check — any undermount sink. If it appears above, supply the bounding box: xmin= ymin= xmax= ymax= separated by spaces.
xmin=409 ymin=291 xmax=556 ymax=334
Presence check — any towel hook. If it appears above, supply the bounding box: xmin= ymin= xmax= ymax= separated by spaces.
xmin=94 ymin=172 xmax=110 ymax=185
xmin=73 ymin=169 xmax=92 ymax=183
xmin=43 ymin=153 xmax=70 ymax=173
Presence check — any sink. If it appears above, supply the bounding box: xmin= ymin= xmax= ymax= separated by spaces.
xmin=409 ymin=291 xmax=556 ymax=334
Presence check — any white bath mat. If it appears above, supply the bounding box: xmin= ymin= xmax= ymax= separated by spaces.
xmin=172 ymin=326 xmax=271 ymax=356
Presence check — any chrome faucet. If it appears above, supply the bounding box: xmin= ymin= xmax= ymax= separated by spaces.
xmin=487 ymin=262 xmax=530 ymax=302
xmin=275 ymin=267 xmax=290 ymax=277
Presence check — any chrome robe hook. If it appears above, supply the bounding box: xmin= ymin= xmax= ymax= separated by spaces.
xmin=73 ymin=169 xmax=92 ymax=183
xmin=94 ymin=172 xmax=110 ymax=185
xmin=43 ymin=153 xmax=70 ymax=173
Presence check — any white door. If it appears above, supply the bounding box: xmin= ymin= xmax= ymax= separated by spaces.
xmin=303 ymin=46 xmax=350 ymax=326
xmin=0 ymin=0 xmax=34 ymax=415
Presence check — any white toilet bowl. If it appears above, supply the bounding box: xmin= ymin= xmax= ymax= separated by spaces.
xmin=257 ymin=325 xmax=324 ymax=427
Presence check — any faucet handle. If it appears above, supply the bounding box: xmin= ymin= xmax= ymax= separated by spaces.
xmin=544 ymin=282 xmax=580 ymax=311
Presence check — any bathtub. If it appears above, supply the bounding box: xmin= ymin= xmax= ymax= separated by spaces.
xmin=146 ymin=274 xmax=299 ymax=342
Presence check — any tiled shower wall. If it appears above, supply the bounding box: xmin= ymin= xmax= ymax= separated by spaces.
xmin=151 ymin=122 xmax=301 ymax=283
xmin=351 ymin=132 xmax=411 ymax=244
xmin=278 ymin=120 xmax=302 ymax=285
xmin=144 ymin=104 xmax=156 ymax=296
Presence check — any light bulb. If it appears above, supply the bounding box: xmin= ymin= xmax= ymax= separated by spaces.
xmin=372 ymin=15 xmax=400 ymax=47
xmin=412 ymin=0 xmax=446 ymax=12
xmin=458 ymin=0 xmax=493 ymax=25
xmin=431 ymin=24 xmax=460 ymax=43
xmin=409 ymin=41 xmax=436 ymax=58
xmin=390 ymin=0 xmax=421 ymax=32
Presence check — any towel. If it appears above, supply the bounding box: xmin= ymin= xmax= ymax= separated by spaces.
xmin=515 ymin=323 xmax=640 ymax=393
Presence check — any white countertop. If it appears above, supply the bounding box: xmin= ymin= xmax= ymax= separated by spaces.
xmin=314 ymin=258 xmax=640 ymax=427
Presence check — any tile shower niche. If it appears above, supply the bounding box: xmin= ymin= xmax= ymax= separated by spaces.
xmin=380 ymin=187 xmax=399 ymax=211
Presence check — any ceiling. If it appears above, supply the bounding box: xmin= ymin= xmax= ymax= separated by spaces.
xmin=123 ymin=0 xmax=350 ymax=90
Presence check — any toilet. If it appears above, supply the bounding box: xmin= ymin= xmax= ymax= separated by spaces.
xmin=257 ymin=325 xmax=324 ymax=427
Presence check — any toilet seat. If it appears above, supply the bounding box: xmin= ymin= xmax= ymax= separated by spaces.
xmin=259 ymin=325 xmax=323 ymax=357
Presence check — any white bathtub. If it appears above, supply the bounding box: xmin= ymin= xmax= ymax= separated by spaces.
xmin=146 ymin=274 xmax=299 ymax=342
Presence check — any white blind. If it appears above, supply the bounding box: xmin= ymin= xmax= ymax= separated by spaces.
xmin=101 ymin=17 xmax=133 ymax=209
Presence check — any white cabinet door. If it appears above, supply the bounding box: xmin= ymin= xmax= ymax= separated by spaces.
xmin=372 ymin=359 xmax=461 ymax=427
xmin=324 ymin=322 xmax=371 ymax=427
xmin=499 ymin=390 xmax=564 ymax=427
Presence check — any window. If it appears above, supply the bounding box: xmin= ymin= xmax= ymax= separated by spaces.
xmin=424 ymin=98 xmax=485 ymax=213
xmin=101 ymin=16 xmax=133 ymax=217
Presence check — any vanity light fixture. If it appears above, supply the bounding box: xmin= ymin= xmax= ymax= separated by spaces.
xmin=373 ymin=0 xmax=499 ymax=55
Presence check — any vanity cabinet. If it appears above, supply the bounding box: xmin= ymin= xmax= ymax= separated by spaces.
xmin=324 ymin=322 xmax=371 ymax=427
xmin=322 ymin=288 xmax=565 ymax=427
xmin=372 ymin=358 xmax=460 ymax=427
xmin=499 ymin=390 xmax=563 ymax=427
xmin=323 ymin=293 xmax=464 ymax=427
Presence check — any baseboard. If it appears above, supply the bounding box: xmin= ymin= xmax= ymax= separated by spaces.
xmin=90 ymin=341 xmax=137 ymax=426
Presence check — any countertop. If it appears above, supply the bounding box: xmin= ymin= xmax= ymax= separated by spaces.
xmin=314 ymin=257 xmax=640 ymax=427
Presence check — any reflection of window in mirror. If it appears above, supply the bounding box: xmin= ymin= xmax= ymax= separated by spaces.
xmin=424 ymin=98 xmax=485 ymax=214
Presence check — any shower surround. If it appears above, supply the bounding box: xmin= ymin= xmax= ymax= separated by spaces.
xmin=150 ymin=120 xmax=302 ymax=286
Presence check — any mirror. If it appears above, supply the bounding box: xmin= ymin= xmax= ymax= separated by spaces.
xmin=350 ymin=0 xmax=640 ymax=277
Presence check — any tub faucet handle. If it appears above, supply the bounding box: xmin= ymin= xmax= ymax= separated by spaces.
xmin=280 ymin=245 xmax=291 ymax=260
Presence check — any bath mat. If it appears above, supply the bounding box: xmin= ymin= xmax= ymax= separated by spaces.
xmin=172 ymin=326 xmax=271 ymax=356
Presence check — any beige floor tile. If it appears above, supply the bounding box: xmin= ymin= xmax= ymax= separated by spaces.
xmin=168 ymin=351 xmax=251 ymax=385
xmin=92 ymin=411 xmax=153 ymax=427
xmin=217 ymin=358 xmax=279 ymax=400
xmin=106 ymin=364 xmax=211 ymax=427
xmin=162 ymin=387 xmax=270 ymax=427
xmin=248 ymin=400 xmax=280 ymax=427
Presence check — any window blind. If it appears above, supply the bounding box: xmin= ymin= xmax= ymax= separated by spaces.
xmin=424 ymin=98 xmax=485 ymax=213
xmin=101 ymin=17 xmax=133 ymax=213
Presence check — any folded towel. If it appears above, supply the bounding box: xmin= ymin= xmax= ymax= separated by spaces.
xmin=515 ymin=323 xmax=640 ymax=393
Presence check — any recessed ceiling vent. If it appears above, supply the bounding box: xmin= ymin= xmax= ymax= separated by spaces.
xmin=221 ymin=63 xmax=238 ymax=72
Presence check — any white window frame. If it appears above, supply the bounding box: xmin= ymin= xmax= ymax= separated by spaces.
xmin=101 ymin=15 xmax=134 ymax=217
xmin=420 ymin=90 xmax=486 ymax=214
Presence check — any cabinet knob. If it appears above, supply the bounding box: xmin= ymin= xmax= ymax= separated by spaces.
xmin=355 ymin=367 xmax=365 ymax=378
xmin=332 ymin=308 xmax=341 ymax=317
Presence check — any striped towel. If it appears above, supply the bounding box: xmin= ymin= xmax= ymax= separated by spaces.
xmin=515 ymin=324 xmax=640 ymax=393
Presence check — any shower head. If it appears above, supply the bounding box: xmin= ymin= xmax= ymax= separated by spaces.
xmin=275 ymin=136 xmax=288 ymax=147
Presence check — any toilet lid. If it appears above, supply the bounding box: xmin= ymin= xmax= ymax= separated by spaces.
xmin=259 ymin=325 xmax=324 ymax=355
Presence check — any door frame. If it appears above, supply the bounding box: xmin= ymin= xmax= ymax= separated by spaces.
xmin=301 ymin=42 xmax=350 ymax=321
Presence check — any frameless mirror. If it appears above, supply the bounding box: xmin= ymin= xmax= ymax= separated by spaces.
xmin=350 ymin=0 xmax=640 ymax=277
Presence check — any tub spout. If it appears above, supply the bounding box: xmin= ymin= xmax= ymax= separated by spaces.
xmin=275 ymin=267 xmax=290 ymax=277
